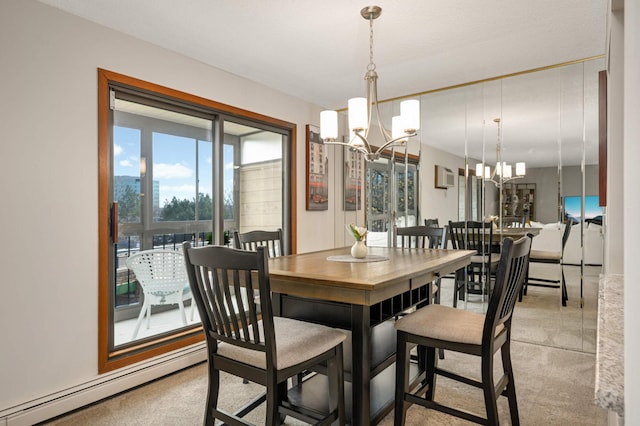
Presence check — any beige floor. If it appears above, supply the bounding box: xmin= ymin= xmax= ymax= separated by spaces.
xmin=42 ymin=264 xmax=607 ymax=425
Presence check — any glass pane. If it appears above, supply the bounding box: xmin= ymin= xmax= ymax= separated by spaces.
xmin=112 ymin=99 xmax=212 ymax=347
xmin=224 ymin=122 xmax=284 ymax=237
xmin=113 ymin=126 xmax=142 ymax=224
xmin=153 ymin=133 xmax=197 ymax=221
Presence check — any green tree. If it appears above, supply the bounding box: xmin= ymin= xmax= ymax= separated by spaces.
xmin=161 ymin=196 xmax=194 ymax=221
xmin=223 ymin=190 xmax=234 ymax=220
xmin=160 ymin=192 xmax=213 ymax=221
xmin=197 ymin=192 xmax=213 ymax=220
xmin=118 ymin=185 xmax=140 ymax=223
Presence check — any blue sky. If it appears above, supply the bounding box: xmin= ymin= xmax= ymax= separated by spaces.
xmin=564 ymin=195 xmax=602 ymax=220
xmin=113 ymin=126 xmax=234 ymax=205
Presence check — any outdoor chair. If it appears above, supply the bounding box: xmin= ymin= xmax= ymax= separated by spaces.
xmin=125 ymin=249 xmax=195 ymax=340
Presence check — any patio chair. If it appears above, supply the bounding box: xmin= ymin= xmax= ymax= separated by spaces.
xmin=125 ymin=249 xmax=195 ymax=340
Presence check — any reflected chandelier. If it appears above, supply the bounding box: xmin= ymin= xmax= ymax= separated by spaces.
xmin=319 ymin=6 xmax=420 ymax=162
xmin=476 ymin=118 xmax=526 ymax=187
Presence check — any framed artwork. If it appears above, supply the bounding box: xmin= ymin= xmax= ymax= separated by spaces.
xmin=343 ymin=147 xmax=363 ymax=211
xmin=306 ymin=124 xmax=329 ymax=210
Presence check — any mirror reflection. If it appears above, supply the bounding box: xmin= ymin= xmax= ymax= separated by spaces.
xmin=353 ymin=58 xmax=604 ymax=353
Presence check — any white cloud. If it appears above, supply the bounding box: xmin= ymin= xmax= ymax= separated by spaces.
xmin=160 ymin=184 xmax=196 ymax=203
xmin=154 ymin=163 xmax=192 ymax=179
xmin=120 ymin=159 xmax=133 ymax=167
xmin=113 ymin=144 xmax=123 ymax=156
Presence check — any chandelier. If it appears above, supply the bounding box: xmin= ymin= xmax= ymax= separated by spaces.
xmin=319 ymin=6 xmax=420 ymax=162
xmin=476 ymin=118 xmax=525 ymax=187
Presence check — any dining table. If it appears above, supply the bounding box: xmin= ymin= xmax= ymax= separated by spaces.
xmin=268 ymin=245 xmax=475 ymax=425
xmin=493 ymin=226 xmax=541 ymax=240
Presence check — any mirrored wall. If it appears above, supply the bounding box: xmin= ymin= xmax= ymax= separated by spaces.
xmin=335 ymin=57 xmax=604 ymax=353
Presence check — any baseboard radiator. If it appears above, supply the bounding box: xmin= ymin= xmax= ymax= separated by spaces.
xmin=0 ymin=343 xmax=207 ymax=426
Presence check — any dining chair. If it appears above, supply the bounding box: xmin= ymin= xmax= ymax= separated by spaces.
xmin=393 ymin=225 xmax=449 ymax=360
xmin=234 ymin=228 xmax=284 ymax=258
xmin=125 ymin=249 xmax=195 ymax=340
xmin=448 ymin=221 xmax=499 ymax=307
xmin=182 ymin=243 xmax=346 ymax=426
xmin=525 ymin=221 xmax=572 ymax=306
xmin=424 ymin=218 xmax=440 ymax=228
xmin=233 ymin=228 xmax=285 ymax=384
xmin=394 ymin=234 xmax=532 ymax=425
xmin=393 ymin=225 xmax=448 ymax=305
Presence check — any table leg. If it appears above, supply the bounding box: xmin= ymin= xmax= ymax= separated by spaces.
xmin=351 ymin=304 xmax=371 ymax=425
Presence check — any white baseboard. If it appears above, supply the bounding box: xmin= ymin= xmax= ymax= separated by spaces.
xmin=2 ymin=343 xmax=206 ymax=426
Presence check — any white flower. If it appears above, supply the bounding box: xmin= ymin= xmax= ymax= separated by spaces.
xmin=348 ymin=223 xmax=368 ymax=241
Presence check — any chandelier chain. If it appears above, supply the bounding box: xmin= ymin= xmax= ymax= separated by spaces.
xmin=368 ymin=15 xmax=376 ymax=71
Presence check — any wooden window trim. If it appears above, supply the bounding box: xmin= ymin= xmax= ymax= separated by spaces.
xmin=98 ymin=68 xmax=296 ymax=373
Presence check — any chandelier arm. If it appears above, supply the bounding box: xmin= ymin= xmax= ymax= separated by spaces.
xmin=374 ymin=134 xmax=415 ymax=156
xmin=324 ymin=139 xmax=370 ymax=157
xmin=353 ymin=130 xmax=375 ymax=154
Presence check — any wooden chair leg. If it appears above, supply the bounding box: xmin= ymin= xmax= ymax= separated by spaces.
xmin=481 ymin=352 xmax=499 ymax=425
xmin=328 ymin=345 xmax=346 ymax=425
xmin=394 ymin=333 xmax=410 ymax=426
xmin=205 ymin=365 xmax=219 ymax=426
xmin=561 ymin=266 xmax=568 ymax=306
xmin=425 ymin=345 xmax=437 ymax=401
xmin=501 ymin=341 xmax=521 ymax=426
xmin=265 ymin=372 xmax=280 ymax=426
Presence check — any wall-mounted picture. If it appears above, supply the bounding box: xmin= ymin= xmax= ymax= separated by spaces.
xmin=306 ymin=124 xmax=329 ymax=210
xmin=343 ymin=147 xmax=362 ymax=210
xmin=564 ymin=195 xmax=603 ymax=225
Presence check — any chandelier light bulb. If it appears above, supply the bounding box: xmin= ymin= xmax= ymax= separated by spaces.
xmin=317 ymin=6 xmax=420 ymax=162
xmin=400 ymin=99 xmax=420 ymax=132
xmin=320 ymin=110 xmax=338 ymax=141
xmin=348 ymin=97 xmax=368 ymax=132
xmin=504 ymin=164 xmax=513 ymax=179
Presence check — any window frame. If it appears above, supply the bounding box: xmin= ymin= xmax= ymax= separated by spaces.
xmin=98 ymin=69 xmax=297 ymax=373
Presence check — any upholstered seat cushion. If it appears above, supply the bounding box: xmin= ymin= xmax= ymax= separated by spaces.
xmin=395 ymin=304 xmax=503 ymax=346
xmin=529 ymin=249 xmax=561 ymax=261
xmin=217 ymin=317 xmax=346 ymax=370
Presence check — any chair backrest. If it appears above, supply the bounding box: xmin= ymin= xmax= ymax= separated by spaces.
xmin=183 ymin=243 xmax=277 ymax=363
xmin=233 ymin=228 xmax=284 ymax=258
xmin=125 ymin=249 xmax=188 ymax=303
xmin=448 ymin=221 xmax=493 ymax=255
xmin=484 ymin=235 xmax=532 ymax=340
xmin=424 ymin=218 xmax=440 ymax=228
xmin=393 ymin=225 xmax=448 ymax=249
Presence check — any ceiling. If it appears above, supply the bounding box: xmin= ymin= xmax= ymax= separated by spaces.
xmin=38 ymin=0 xmax=608 ymax=166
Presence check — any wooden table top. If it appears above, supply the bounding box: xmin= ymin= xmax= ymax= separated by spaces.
xmin=495 ymin=227 xmax=541 ymax=237
xmin=268 ymin=246 xmax=474 ymax=306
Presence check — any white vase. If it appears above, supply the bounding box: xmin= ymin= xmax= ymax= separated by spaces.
xmin=351 ymin=240 xmax=368 ymax=259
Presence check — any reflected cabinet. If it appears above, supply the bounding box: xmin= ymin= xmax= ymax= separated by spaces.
xmin=501 ymin=183 xmax=536 ymax=222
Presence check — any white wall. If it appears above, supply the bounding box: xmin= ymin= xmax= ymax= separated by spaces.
xmin=623 ymin=1 xmax=640 ymax=423
xmin=0 ymin=0 xmax=337 ymax=420
xmin=419 ymin=145 xmax=469 ymax=225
